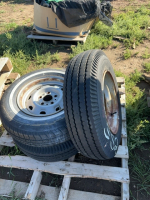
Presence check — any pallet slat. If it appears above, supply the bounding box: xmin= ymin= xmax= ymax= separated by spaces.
xmin=7 ymin=73 xmax=20 ymax=80
xmin=0 ymin=130 xmax=14 ymax=147
xmin=116 ymin=77 xmax=125 ymax=84
xmin=24 ymin=171 xmax=42 ymax=200
xmin=0 ymin=179 xmax=121 ymax=200
xmin=27 ymin=34 xmax=87 ymax=43
xmin=0 ymin=155 xmax=129 ymax=183
xmin=120 ymin=80 xmax=129 ymax=200
xmin=0 ymin=58 xmax=13 ymax=72
xmin=58 ymin=156 xmax=75 ymax=200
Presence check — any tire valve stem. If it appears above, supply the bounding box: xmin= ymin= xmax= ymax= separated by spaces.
xmin=111 ymin=111 xmax=117 ymax=116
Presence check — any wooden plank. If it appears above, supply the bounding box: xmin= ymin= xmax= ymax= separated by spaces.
xmin=27 ymin=34 xmax=87 ymax=42
xmin=116 ymin=77 xmax=125 ymax=84
xmin=121 ymin=183 xmax=129 ymax=200
xmin=24 ymin=171 xmax=42 ymax=200
xmin=58 ymin=156 xmax=75 ymax=200
xmin=7 ymin=73 xmax=20 ymax=80
xmin=0 ymin=179 xmax=120 ymax=200
xmin=0 ymin=72 xmax=12 ymax=90
xmin=0 ymin=130 xmax=14 ymax=147
xmin=120 ymin=94 xmax=126 ymax=106
xmin=121 ymin=107 xmax=126 ymax=121
xmin=122 ymin=121 xmax=127 ymax=138
xmin=0 ymin=57 xmax=13 ymax=72
xmin=115 ymin=146 xmax=128 ymax=159
xmin=0 ymin=155 xmax=129 ymax=183
xmin=121 ymin=104 xmax=129 ymax=200
xmin=119 ymin=87 xmax=125 ymax=95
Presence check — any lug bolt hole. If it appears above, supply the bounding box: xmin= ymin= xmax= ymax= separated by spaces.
xmin=41 ymin=102 xmax=44 ymax=105
xmin=56 ymin=107 xmax=60 ymax=111
xmin=51 ymin=102 xmax=54 ymax=104
xmin=29 ymin=106 xmax=33 ymax=110
xmin=40 ymin=111 xmax=46 ymax=114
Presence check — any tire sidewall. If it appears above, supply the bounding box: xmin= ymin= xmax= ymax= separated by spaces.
xmin=94 ymin=55 xmax=122 ymax=158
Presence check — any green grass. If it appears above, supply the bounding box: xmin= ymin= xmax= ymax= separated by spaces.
xmin=142 ymin=49 xmax=150 ymax=59
xmin=71 ymin=5 xmax=150 ymax=57
xmin=144 ymin=62 xmax=150 ymax=72
xmin=129 ymin=151 xmax=150 ymax=195
xmin=0 ymin=26 xmax=61 ymax=75
xmin=0 ymin=10 xmax=5 ymax=14
xmin=115 ymin=70 xmax=150 ymax=150
xmin=123 ymin=49 xmax=132 ymax=59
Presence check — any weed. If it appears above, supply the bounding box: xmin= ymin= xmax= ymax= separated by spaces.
xmin=0 ymin=145 xmax=24 ymax=156
xmin=0 ymin=1 xmax=4 ymax=6
xmin=4 ymin=22 xmax=17 ymax=32
xmin=70 ymin=34 xmax=112 ymax=58
xmin=115 ymin=70 xmax=150 ymax=150
xmin=112 ymin=43 xmax=119 ymax=49
xmin=0 ymin=26 xmax=60 ymax=75
xmin=129 ymin=152 xmax=150 ymax=195
xmin=133 ymin=52 xmax=139 ymax=57
xmin=144 ymin=62 xmax=150 ymax=72
xmin=142 ymin=49 xmax=150 ymax=59
xmin=71 ymin=6 xmax=150 ymax=57
xmin=123 ymin=49 xmax=132 ymax=59
xmin=0 ymin=10 xmax=5 ymax=14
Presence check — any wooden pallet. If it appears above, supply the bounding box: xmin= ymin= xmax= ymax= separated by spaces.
xmin=0 ymin=77 xmax=129 ymax=200
xmin=0 ymin=58 xmax=20 ymax=125
xmin=27 ymin=33 xmax=89 ymax=45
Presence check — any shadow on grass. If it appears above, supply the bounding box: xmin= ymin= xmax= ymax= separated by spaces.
xmin=0 ymin=25 xmax=71 ymax=75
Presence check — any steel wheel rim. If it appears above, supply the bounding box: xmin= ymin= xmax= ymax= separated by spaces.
xmin=103 ymin=71 xmax=119 ymax=135
xmin=17 ymin=77 xmax=64 ymax=117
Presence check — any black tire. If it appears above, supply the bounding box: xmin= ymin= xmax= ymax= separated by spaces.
xmin=14 ymin=139 xmax=76 ymax=162
xmin=0 ymin=69 xmax=77 ymax=162
xmin=63 ymin=50 xmax=122 ymax=160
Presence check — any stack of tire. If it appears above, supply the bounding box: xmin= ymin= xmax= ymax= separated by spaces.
xmin=0 ymin=50 xmax=122 ymax=162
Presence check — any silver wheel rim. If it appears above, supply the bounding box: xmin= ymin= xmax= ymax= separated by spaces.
xmin=103 ymin=71 xmax=119 ymax=135
xmin=17 ymin=77 xmax=64 ymax=117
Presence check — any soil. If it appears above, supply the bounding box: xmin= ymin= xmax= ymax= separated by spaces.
xmin=0 ymin=0 xmax=150 ymax=200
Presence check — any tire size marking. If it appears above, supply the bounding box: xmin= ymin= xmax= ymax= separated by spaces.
xmin=104 ymin=128 xmax=118 ymax=151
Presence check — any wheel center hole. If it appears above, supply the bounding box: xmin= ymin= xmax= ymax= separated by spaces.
xmin=43 ymin=95 xmax=52 ymax=101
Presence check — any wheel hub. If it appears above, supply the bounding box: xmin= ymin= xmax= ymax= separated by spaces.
xmin=103 ymin=71 xmax=119 ymax=135
xmin=17 ymin=79 xmax=63 ymax=117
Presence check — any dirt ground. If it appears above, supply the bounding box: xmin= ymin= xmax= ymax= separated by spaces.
xmin=0 ymin=0 xmax=150 ymax=200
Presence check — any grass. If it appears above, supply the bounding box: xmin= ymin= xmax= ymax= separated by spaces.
xmin=123 ymin=49 xmax=132 ymax=59
xmin=144 ymin=62 xmax=150 ymax=72
xmin=129 ymin=151 xmax=150 ymax=195
xmin=115 ymin=70 xmax=150 ymax=151
xmin=142 ymin=49 xmax=150 ymax=59
xmin=0 ymin=26 xmax=61 ymax=75
xmin=0 ymin=2 xmax=150 ymax=199
xmin=0 ymin=10 xmax=5 ymax=14
xmin=71 ymin=5 xmax=150 ymax=57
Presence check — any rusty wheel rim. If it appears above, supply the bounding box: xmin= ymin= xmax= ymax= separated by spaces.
xmin=17 ymin=78 xmax=64 ymax=117
xmin=103 ymin=71 xmax=119 ymax=135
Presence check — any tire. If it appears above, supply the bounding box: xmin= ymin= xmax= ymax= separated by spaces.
xmin=14 ymin=139 xmax=76 ymax=162
xmin=63 ymin=50 xmax=122 ymax=160
xmin=0 ymin=69 xmax=77 ymax=162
